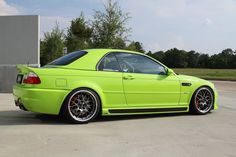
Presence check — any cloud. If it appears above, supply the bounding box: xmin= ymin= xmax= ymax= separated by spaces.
xmin=122 ymin=0 xmax=236 ymax=53
xmin=0 ymin=0 xmax=71 ymax=38
xmin=40 ymin=16 xmax=71 ymax=38
xmin=0 ymin=0 xmax=19 ymax=15
xmin=167 ymin=33 xmax=185 ymax=49
xmin=124 ymin=0 xmax=236 ymax=18
xmin=145 ymin=42 xmax=161 ymax=52
xmin=2 ymin=0 xmax=236 ymax=54
xmin=203 ymin=18 xmax=213 ymax=26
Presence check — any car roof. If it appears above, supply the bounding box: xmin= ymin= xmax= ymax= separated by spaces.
xmin=84 ymin=49 xmax=141 ymax=55
xmin=64 ymin=49 xmax=143 ymax=70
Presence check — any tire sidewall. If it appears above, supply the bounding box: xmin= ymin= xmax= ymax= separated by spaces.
xmin=190 ymin=86 xmax=214 ymax=115
xmin=62 ymin=88 xmax=101 ymax=124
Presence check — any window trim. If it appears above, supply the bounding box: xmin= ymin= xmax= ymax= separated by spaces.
xmin=96 ymin=52 xmax=122 ymax=72
xmin=116 ymin=52 xmax=168 ymax=75
xmin=96 ymin=51 xmax=168 ymax=75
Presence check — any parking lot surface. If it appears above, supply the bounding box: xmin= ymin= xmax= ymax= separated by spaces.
xmin=0 ymin=81 xmax=236 ymax=157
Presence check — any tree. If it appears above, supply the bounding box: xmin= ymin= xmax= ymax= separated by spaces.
xmin=126 ymin=41 xmax=145 ymax=53
xmin=91 ymin=0 xmax=131 ymax=48
xmin=198 ymin=54 xmax=210 ymax=68
xmin=153 ymin=51 xmax=165 ymax=62
xmin=221 ymin=48 xmax=235 ymax=68
xmin=40 ymin=23 xmax=65 ymax=66
xmin=230 ymin=50 xmax=236 ymax=68
xmin=162 ymin=48 xmax=188 ymax=68
xmin=66 ymin=13 xmax=92 ymax=52
xmin=208 ymin=48 xmax=235 ymax=68
xmin=186 ymin=50 xmax=200 ymax=68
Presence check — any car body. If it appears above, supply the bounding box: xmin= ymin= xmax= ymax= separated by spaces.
xmin=13 ymin=49 xmax=218 ymax=123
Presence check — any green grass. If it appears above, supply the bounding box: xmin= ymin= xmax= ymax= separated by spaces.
xmin=173 ymin=68 xmax=236 ymax=81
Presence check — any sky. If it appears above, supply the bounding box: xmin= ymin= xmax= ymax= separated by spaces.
xmin=1 ymin=0 xmax=236 ymax=54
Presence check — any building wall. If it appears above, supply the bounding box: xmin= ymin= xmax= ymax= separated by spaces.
xmin=0 ymin=66 xmax=17 ymax=93
xmin=0 ymin=15 xmax=40 ymax=93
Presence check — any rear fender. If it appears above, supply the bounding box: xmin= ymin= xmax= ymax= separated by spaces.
xmin=68 ymin=80 xmax=105 ymax=109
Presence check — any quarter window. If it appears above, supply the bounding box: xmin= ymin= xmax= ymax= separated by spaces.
xmin=98 ymin=53 xmax=120 ymax=72
xmin=115 ymin=53 xmax=166 ymax=75
xmin=48 ymin=51 xmax=87 ymax=65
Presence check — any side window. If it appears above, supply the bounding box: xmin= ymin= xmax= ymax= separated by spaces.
xmin=97 ymin=53 xmax=120 ymax=72
xmin=115 ymin=53 xmax=166 ymax=75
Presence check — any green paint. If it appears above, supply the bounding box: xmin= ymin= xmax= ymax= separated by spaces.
xmin=13 ymin=49 xmax=218 ymax=115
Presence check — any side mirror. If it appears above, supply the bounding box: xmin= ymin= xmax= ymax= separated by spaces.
xmin=167 ymin=68 xmax=174 ymax=76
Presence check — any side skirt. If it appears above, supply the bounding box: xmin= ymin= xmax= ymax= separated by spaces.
xmin=108 ymin=107 xmax=188 ymax=114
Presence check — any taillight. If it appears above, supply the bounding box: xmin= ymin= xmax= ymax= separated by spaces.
xmin=23 ymin=72 xmax=41 ymax=84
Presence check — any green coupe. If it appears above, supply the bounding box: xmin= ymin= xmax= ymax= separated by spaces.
xmin=13 ymin=49 xmax=218 ymax=123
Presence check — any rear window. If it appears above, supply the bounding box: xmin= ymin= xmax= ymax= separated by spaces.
xmin=48 ymin=51 xmax=87 ymax=65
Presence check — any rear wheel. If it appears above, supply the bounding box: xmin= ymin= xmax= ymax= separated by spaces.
xmin=62 ymin=88 xmax=100 ymax=124
xmin=190 ymin=87 xmax=214 ymax=115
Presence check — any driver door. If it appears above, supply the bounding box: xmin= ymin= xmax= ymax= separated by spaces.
xmin=115 ymin=52 xmax=181 ymax=108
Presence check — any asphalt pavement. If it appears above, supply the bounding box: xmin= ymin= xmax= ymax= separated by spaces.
xmin=0 ymin=81 xmax=236 ymax=157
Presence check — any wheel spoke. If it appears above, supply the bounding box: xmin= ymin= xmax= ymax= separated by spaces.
xmin=195 ymin=88 xmax=213 ymax=113
xmin=68 ymin=90 xmax=98 ymax=122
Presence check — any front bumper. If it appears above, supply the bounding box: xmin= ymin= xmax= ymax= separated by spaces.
xmin=214 ymin=88 xmax=219 ymax=110
xmin=13 ymin=85 xmax=69 ymax=115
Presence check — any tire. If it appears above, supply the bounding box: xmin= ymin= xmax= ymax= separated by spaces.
xmin=61 ymin=88 xmax=101 ymax=124
xmin=190 ymin=87 xmax=214 ymax=115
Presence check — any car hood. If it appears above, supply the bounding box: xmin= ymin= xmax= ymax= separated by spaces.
xmin=178 ymin=74 xmax=204 ymax=81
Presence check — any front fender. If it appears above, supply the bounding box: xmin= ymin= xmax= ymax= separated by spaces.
xmin=178 ymin=75 xmax=217 ymax=109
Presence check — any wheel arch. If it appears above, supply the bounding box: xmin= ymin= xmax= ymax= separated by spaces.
xmin=59 ymin=83 xmax=105 ymax=115
xmin=189 ymin=85 xmax=215 ymax=108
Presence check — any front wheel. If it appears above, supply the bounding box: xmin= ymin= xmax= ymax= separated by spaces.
xmin=190 ymin=87 xmax=214 ymax=115
xmin=62 ymin=88 xmax=101 ymax=124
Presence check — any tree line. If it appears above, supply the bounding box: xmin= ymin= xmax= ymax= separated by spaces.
xmin=40 ymin=0 xmax=236 ymax=69
xmin=148 ymin=48 xmax=236 ymax=69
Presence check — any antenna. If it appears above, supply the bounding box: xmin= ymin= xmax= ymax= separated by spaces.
xmin=63 ymin=47 xmax=67 ymax=55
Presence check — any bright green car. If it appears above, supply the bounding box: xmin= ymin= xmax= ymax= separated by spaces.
xmin=13 ymin=49 xmax=218 ymax=123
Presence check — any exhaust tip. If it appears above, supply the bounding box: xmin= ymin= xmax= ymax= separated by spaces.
xmin=15 ymin=98 xmax=28 ymax=111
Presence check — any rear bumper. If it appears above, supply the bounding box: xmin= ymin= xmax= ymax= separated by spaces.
xmin=13 ymin=85 xmax=69 ymax=115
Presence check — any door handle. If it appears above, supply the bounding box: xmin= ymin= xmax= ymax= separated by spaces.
xmin=123 ymin=75 xmax=135 ymax=80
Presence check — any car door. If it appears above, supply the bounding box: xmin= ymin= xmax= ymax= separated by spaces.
xmin=115 ymin=52 xmax=181 ymax=108
xmin=97 ymin=52 xmax=127 ymax=108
